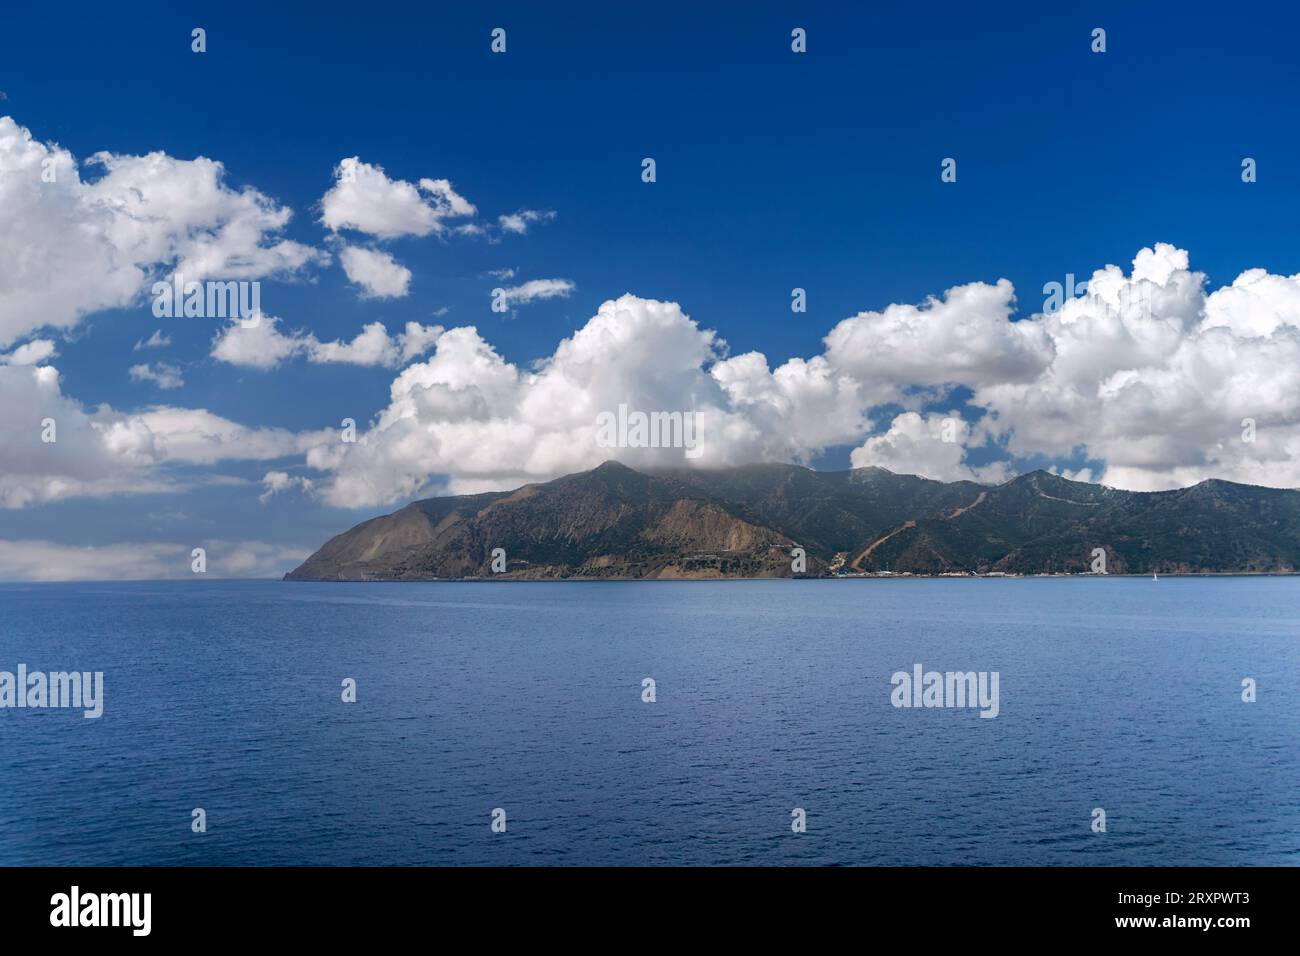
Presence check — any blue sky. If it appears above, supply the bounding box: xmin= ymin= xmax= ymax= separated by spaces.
xmin=3 ymin=1 xmax=1300 ymax=578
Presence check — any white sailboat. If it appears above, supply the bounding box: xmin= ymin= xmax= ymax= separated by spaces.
xmin=1153 ymin=570 xmax=1158 ymax=581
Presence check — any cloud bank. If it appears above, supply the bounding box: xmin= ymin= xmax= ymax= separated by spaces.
xmin=5 ymin=234 xmax=1299 ymax=513
xmin=0 ymin=538 xmax=308 ymax=581
xmin=304 ymin=244 xmax=1300 ymax=504
xmin=0 ymin=364 xmax=326 ymax=508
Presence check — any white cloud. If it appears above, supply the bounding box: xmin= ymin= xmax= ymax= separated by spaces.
xmin=301 ymin=246 xmax=1300 ymax=505
xmin=209 ymin=313 xmax=305 ymax=369
xmin=496 ymin=278 xmax=576 ymax=308
xmin=0 ymin=538 xmax=309 ymax=581
xmin=418 ymin=177 xmax=477 ymax=218
xmin=125 ymin=406 xmax=323 ymax=465
xmin=129 ymin=361 xmax=185 ymax=390
xmin=0 ymin=115 xmax=326 ymax=348
xmin=973 ymin=244 xmax=1300 ymax=490
xmin=850 ymin=412 xmax=1009 ymax=484
xmin=307 ymin=322 xmax=410 ymax=366
xmin=0 ymin=339 xmax=58 ymax=366
xmin=709 ymin=351 xmax=870 ymax=462
xmin=393 ymin=322 xmax=444 ymax=364
xmin=0 ymin=364 xmax=324 ymax=508
xmin=210 ymin=314 xmax=443 ymax=369
xmin=1 ymin=365 xmax=157 ymax=508
xmin=258 ymin=470 xmax=315 ymax=503
xmin=134 ymin=330 xmax=172 ymax=350
xmin=339 ymin=245 xmax=412 ymax=299
xmin=10 ymin=234 xmax=1300 ymax=515
xmin=320 ymin=157 xmax=476 ymax=238
xmin=306 ymin=294 xmax=867 ymax=506
xmin=824 ymin=278 xmax=1054 ymax=394
xmin=498 ymin=209 xmax=556 ymax=234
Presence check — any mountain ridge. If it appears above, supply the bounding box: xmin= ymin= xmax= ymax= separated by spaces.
xmin=285 ymin=461 xmax=1300 ymax=580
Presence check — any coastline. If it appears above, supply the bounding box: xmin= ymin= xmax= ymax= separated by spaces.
xmin=281 ymin=570 xmax=1300 ymax=583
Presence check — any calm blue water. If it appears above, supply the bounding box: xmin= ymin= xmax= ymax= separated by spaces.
xmin=1 ymin=578 xmax=1297 ymax=866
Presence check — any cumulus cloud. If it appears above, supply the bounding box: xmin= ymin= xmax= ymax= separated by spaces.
xmin=129 ymin=361 xmax=185 ymax=390
xmin=824 ymin=278 xmax=1054 ymax=395
xmin=320 ymin=157 xmax=476 ymax=238
xmin=211 ymin=315 xmax=442 ymax=369
xmin=0 ymin=538 xmax=309 ymax=581
xmin=306 ymin=294 xmax=867 ymax=505
xmin=709 ymin=352 xmax=870 ymax=462
xmin=0 ymin=115 xmax=325 ymax=348
xmin=973 ymin=243 xmax=1300 ymax=490
xmin=209 ymin=313 xmax=305 ymax=369
xmin=10 ymin=239 xmax=1300 ymax=516
xmin=297 ymin=245 xmax=1300 ymax=506
xmin=850 ymin=412 xmax=1010 ymax=484
xmin=339 ymin=245 xmax=412 ymax=299
xmin=307 ymin=322 xmax=416 ymax=366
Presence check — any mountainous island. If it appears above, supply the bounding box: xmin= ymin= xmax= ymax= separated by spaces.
xmin=284 ymin=461 xmax=1300 ymax=580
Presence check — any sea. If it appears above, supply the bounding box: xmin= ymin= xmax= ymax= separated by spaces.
xmin=1 ymin=577 xmax=1296 ymax=866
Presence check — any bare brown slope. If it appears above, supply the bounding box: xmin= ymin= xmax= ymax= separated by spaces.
xmin=285 ymin=461 xmax=811 ymax=580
